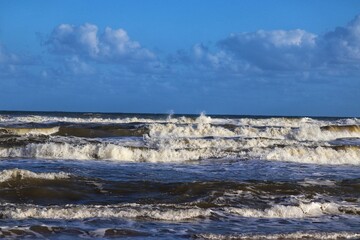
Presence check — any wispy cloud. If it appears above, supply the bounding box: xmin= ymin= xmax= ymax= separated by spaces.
xmin=0 ymin=43 xmax=41 ymax=79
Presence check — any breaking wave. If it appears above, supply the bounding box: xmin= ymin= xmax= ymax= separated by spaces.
xmin=0 ymin=114 xmax=194 ymax=125
xmin=147 ymin=123 xmax=236 ymax=139
xmin=1 ymin=114 xmax=360 ymax=165
xmin=0 ymin=141 xmax=360 ymax=164
xmin=1 ymin=201 xmax=357 ymax=221
xmin=262 ymin=146 xmax=360 ymax=165
xmin=0 ymin=127 xmax=59 ymax=136
xmin=0 ymin=168 xmax=70 ymax=183
xmin=0 ymin=203 xmax=211 ymax=221
xmin=225 ymin=202 xmax=346 ymax=218
xmin=1 ymin=112 xmax=360 ymax=239
xmin=0 ymin=142 xmax=230 ymax=162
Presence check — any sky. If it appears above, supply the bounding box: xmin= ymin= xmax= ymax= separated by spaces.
xmin=0 ymin=0 xmax=360 ymax=116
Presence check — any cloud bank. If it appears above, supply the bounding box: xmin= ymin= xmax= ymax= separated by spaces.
xmin=45 ymin=23 xmax=155 ymax=63
xmin=222 ymin=15 xmax=360 ymax=74
xmin=38 ymin=15 xmax=360 ymax=81
xmin=218 ymin=29 xmax=317 ymax=71
xmin=171 ymin=15 xmax=360 ymax=79
xmin=322 ymin=15 xmax=360 ymax=63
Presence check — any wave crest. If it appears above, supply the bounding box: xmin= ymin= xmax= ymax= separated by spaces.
xmin=1 ymin=204 xmax=211 ymax=221
xmin=0 ymin=169 xmax=70 ymax=183
xmin=225 ymin=202 xmax=342 ymax=218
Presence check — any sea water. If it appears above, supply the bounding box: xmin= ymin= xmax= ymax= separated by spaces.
xmin=0 ymin=111 xmax=359 ymax=239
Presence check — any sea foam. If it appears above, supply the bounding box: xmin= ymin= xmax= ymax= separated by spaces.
xmin=1 ymin=203 xmax=211 ymax=221
xmin=225 ymin=202 xmax=342 ymax=218
xmin=0 ymin=168 xmax=70 ymax=182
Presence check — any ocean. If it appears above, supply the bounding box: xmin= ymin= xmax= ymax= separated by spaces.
xmin=0 ymin=111 xmax=359 ymax=239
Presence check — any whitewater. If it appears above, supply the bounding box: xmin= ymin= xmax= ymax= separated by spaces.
xmin=0 ymin=111 xmax=359 ymax=239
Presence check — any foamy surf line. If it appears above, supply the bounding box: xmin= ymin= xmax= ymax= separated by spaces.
xmin=0 ymin=168 xmax=70 ymax=183
xmin=224 ymin=202 xmax=360 ymax=218
xmin=0 ymin=127 xmax=60 ymax=136
xmin=1 ymin=201 xmax=358 ymax=221
xmin=1 ymin=142 xmax=360 ymax=164
xmin=2 ymin=124 xmax=360 ymax=143
xmin=2 ymin=114 xmax=360 ymax=142
xmin=195 ymin=232 xmax=360 ymax=240
xmin=1 ymin=113 xmax=358 ymax=127
xmin=0 ymin=114 xmax=202 ymax=125
xmin=0 ymin=204 xmax=211 ymax=221
xmin=147 ymin=124 xmax=360 ymax=141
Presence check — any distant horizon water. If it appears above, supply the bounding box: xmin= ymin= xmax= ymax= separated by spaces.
xmin=1 ymin=110 xmax=359 ymax=119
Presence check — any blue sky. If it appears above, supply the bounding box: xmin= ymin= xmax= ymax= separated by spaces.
xmin=1 ymin=0 xmax=360 ymax=116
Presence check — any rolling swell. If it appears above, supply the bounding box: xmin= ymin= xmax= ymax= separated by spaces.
xmin=0 ymin=225 xmax=149 ymax=239
xmin=0 ymin=168 xmax=358 ymax=207
xmin=0 ymin=124 xmax=148 ymax=138
xmin=56 ymin=124 xmax=148 ymax=138
xmin=1 ymin=112 xmax=360 ymax=238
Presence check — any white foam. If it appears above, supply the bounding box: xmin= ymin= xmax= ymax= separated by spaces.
xmin=197 ymin=232 xmax=360 ymax=240
xmin=147 ymin=137 xmax=305 ymax=151
xmin=237 ymin=117 xmax=321 ymax=128
xmin=299 ymin=179 xmax=336 ymax=187
xmin=148 ymin=124 xmax=360 ymax=142
xmin=0 ymin=168 xmax=70 ymax=182
xmin=232 ymin=125 xmax=360 ymax=142
xmin=291 ymin=125 xmax=360 ymax=142
xmin=0 ymin=115 xmax=162 ymax=124
xmin=0 ymin=114 xmax=197 ymax=125
xmin=0 ymin=127 xmax=59 ymax=136
xmin=0 ymin=142 xmax=233 ymax=162
xmin=1 ymin=204 xmax=211 ymax=221
xmin=233 ymin=126 xmax=292 ymax=140
xmin=262 ymin=146 xmax=360 ymax=165
xmin=336 ymin=118 xmax=360 ymax=125
xmin=2 ymin=114 xmax=359 ymax=143
xmin=1 ymin=113 xmax=360 ymax=165
xmin=1 ymin=139 xmax=359 ymax=164
xmin=147 ymin=123 xmax=236 ymax=139
xmin=225 ymin=202 xmax=341 ymax=218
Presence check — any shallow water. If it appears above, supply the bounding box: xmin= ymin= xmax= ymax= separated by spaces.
xmin=0 ymin=112 xmax=359 ymax=239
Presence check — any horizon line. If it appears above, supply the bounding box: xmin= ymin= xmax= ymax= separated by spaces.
xmin=0 ymin=109 xmax=358 ymax=119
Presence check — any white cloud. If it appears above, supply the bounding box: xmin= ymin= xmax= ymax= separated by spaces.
xmin=226 ymin=29 xmax=316 ymax=48
xmin=322 ymin=15 xmax=360 ymax=63
xmin=170 ymin=43 xmax=258 ymax=75
xmin=217 ymin=15 xmax=360 ymax=74
xmin=46 ymin=23 xmax=155 ymax=63
xmin=168 ymin=14 xmax=359 ymax=79
xmin=100 ymin=27 xmax=154 ymax=61
xmin=218 ymin=29 xmax=317 ymax=71
xmin=64 ymin=56 xmax=94 ymax=75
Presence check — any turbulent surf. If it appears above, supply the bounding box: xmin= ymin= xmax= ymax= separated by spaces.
xmin=0 ymin=111 xmax=359 ymax=239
